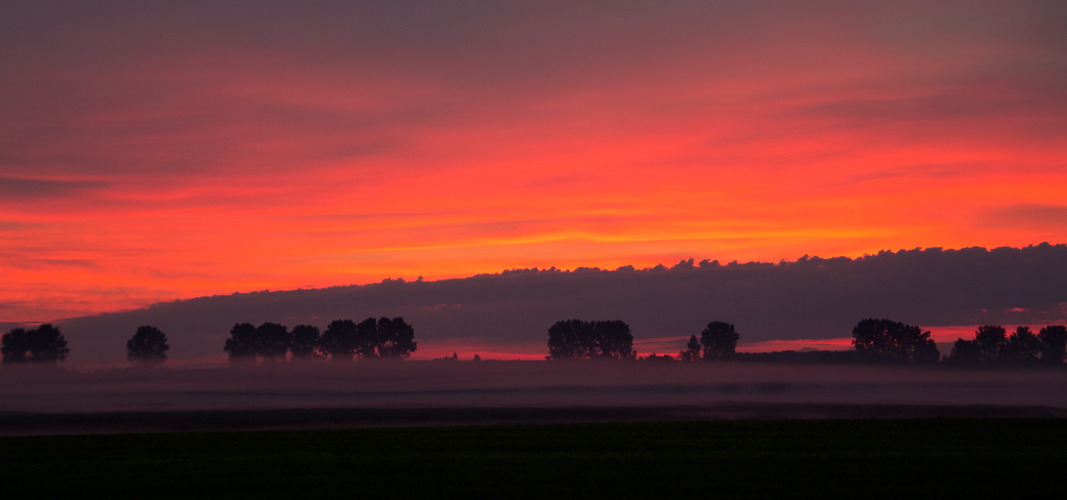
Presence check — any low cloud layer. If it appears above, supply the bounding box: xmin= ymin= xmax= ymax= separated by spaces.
xmin=44 ymin=244 xmax=1067 ymax=366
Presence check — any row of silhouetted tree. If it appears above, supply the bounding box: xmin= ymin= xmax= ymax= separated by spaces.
xmin=546 ymin=320 xmax=638 ymax=360
xmin=946 ymin=325 xmax=1067 ymax=366
xmin=4 ymin=317 xmax=1066 ymax=368
xmin=546 ymin=318 xmax=1067 ymax=367
xmin=223 ymin=317 xmax=418 ymax=365
xmin=678 ymin=322 xmax=741 ymax=360
xmin=0 ymin=323 xmax=170 ymax=367
xmin=546 ymin=320 xmax=741 ymax=361
xmin=850 ymin=318 xmax=941 ymax=364
xmin=0 ymin=324 xmax=69 ymax=365
xmin=0 ymin=318 xmax=418 ymax=368
xmin=849 ymin=320 xmax=1067 ymax=366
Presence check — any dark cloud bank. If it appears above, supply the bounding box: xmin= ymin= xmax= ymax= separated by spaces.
xmin=50 ymin=244 xmax=1067 ymax=366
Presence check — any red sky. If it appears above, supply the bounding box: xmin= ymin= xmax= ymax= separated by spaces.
xmin=2 ymin=1 xmax=1066 ymax=323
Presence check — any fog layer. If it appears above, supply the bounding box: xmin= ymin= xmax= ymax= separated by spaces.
xmin=2 ymin=362 xmax=1066 ymax=415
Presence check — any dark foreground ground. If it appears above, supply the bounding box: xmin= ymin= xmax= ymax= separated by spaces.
xmin=2 ymin=403 xmax=1066 ymax=435
xmin=2 ymin=418 xmax=1065 ymax=499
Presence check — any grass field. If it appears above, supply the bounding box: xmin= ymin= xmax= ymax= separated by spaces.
xmin=2 ymin=419 xmax=1065 ymax=499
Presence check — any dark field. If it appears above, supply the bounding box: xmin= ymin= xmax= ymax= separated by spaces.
xmin=2 ymin=418 xmax=1066 ymax=499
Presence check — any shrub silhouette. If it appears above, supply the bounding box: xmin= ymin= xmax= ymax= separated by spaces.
xmin=678 ymin=335 xmax=701 ymax=361
xmin=1038 ymin=325 xmax=1067 ymax=365
xmin=850 ymin=319 xmax=939 ymax=364
xmin=1 ymin=324 xmax=68 ymax=365
xmin=700 ymin=321 xmax=740 ymax=360
xmin=641 ymin=353 xmax=675 ymax=362
xmin=735 ymin=349 xmax=860 ymax=364
xmin=546 ymin=319 xmax=635 ymax=360
xmin=290 ymin=325 xmax=322 ymax=361
xmin=126 ymin=325 xmax=169 ymax=368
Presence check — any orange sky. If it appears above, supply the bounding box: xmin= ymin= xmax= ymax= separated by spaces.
xmin=2 ymin=2 xmax=1066 ymax=322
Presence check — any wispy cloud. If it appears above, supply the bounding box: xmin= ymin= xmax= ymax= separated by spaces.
xmin=979 ymin=204 xmax=1067 ymax=230
xmin=0 ymin=176 xmax=108 ymax=199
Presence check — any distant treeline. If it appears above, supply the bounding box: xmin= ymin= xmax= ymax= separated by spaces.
xmin=545 ymin=319 xmax=742 ymax=362
xmin=944 ymin=325 xmax=1067 ymax=367
xmin=2 ymin=317 xmax=1065 ymax=368
xmin=547 ymin=320 xmax=638 ymax=360
xmin=549 ymin=317 xmax=1067 ymax=367
xmin=653 ymin=318 xmax=1065 ymax=367
xmin=222 ymin=318 xmax=417 ymax=365
xmin=0 ymin=325 xmax=69 ymax=365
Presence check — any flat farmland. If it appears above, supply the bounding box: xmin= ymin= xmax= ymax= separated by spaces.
xmin=2 ymin=419 xmax=1065 ymax=499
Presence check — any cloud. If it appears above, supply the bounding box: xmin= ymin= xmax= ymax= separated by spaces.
xmin=0 ymin=176 xmax=108 ymax=199
xmin=50 ymin=244 xmax=1067 ymax=366
xmin=980 ymin=204 xmax=1067 ymax=230
xmin=0 ymin=255 xmax=101 ymax=271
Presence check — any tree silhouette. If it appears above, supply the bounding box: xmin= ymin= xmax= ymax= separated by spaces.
xmin=224 ymin=322 xmax=258 ymax=366
xmin=1 ymin=328 xmax=30 ymax=365
xmin=911 ymin=337 xmax=942 ymax=364
xmin=351 ymin=317 xmax=380 ymax=359
xmin=595 ymin=320 xmax=636 ymax=360
xmin=547 ymin=319 xmax=588 ymax=360
xmin=126 ymin=325 xmax=169 ymax=368
xmin=1001 ymin=326 xmax=1040 ymax=365
xmin=2 ymin=325 xmax=69 ymax=366
xmin=678 ymin=335 xmax=701 ymax=361
xmin=433 ymin=352 xmax=459 ymax=361
xmin=1038 ymin=325 xmax=1067 ymax=365
xmin=376 ymin=317 xmax=418 ymax=358
xmin=255 ymin=322 xmax=291 ymax=363
xmin=946 ymin=325 xmax=1008 ymax=366
xmin=947 ymin=338 xmax=981 ymax=366
xmin=27 ymin=324 xmax=69 ymax=364
xmin=851 ymin=319 xmax=905 ymax=362
xmin=546 ymin=319 xmax=635 ymax=360
xmin=319 ymin=317 xmax=418 ymax=361
xmin=850 ymin=318 xmax=939 ymax=364
xmin=974 ymin=325 xmax=1007 ymax=363
xmin=290 ymin=324 xmax=322 ymax=361
xmin=321 ymin=319 xmax=359 ymax=362
xmin=700 ymin=321 xmax=739 ymax=360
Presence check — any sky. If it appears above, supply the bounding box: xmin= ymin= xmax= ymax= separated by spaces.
xmin=2 ymin=1 xmax=1067 ymax=323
